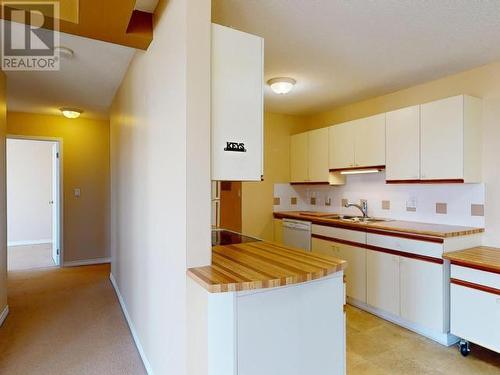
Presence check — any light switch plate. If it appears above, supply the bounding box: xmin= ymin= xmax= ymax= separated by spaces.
xmin=74 ymin=188 xmax=81 ymax=198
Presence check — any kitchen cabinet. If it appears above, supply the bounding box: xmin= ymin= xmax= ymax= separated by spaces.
xmin=211 ymin=23 xmax=264 ymax=181
xmin=400 ymin=257 xmax=444 ymax=333
xmin=329 ymin=121 xmax=356 ymax=170
xmin=354 ymin=114 xmax=386 ymax=168
xmin=420 ymin=95 xmax=481 ymax=182
xmin=386 ymin=105 xmax=420 ymax=181
xmin=366 ymin=250 xmax=400 ymax=316
xmin=329 ymin=114 xmax=386 ymax=170
xmin=312 ymin=237 xmax=366 ymax=303
xmin=290 ymin=132 xmax=309 ymax=182
xmin=290 ymin=128 xmax=329 ymax=183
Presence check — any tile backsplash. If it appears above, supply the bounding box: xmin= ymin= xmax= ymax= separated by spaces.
xmin=274 ymin=172 xmax=485 ymax=227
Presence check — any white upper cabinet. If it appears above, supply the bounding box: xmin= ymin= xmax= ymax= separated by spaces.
xmin=329 ymin=121 xmax=356 ymax=170
xmin=290 ymin=132 xmax=309 ymax=183
xmin=329 ymin=115 xmax=385 ymax=170
xmin=420 ymin=95 xmax=481 ymax=182
xmin=211 ymin=24 xmax=264 ymax=181
xmin=354 ymin=113 xmax=386 ymax=168
xmin=308 ymin=128 xmax=330 ymax=182
xmin=386 ymin=105 xmax=420 ymax=181
xmin=290 ymin=128 xmax=330 ymax=183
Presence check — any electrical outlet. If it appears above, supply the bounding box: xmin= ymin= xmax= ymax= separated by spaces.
xmin=325 ymin=197 xmax=332 ymax=206
xmin=406 ymin=196 xmax=417 ymax=212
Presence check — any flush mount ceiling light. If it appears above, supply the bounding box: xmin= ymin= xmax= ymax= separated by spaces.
xmin=54 ymin=46 xmax=75 ymax=58
xmin=60 ymin=108 xmax=83 ymax=119
xmin=267 ymin=77 xmax=296 ymax=95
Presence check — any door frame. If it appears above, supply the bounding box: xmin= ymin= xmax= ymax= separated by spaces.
xmin=6 ymin=135 xmax=64 ymax=267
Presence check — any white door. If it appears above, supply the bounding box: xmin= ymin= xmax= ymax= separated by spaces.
xmin=386 ymin=105 xmax=420 ymax=181
xmin=366 ymin=250 xmax=400 ymax=316
xmin=308 ymin=128 xmax=329 ymax=182
xmin=354 ymin=113 xmax=386 ymax=167
xmin=420 ymin=95 xmax=464 ymax=180
xmin=400 ymin=257 xmax=444 ymax=332
xmin=329 ymin=122 xmax=355 ymax=170
xmin=312 ymin=238 xmax=367 ymax=303
xmin=290 ymin=132 xmax=309 ymax=182
xmin=51 ymin=143 xmax=60 ymax=266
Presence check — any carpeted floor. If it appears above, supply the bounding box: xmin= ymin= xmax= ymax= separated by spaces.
xmin=0 ymin=264 xmax=146 ymax=374
xmin=8 ymin=243 xmax=56 ymax=271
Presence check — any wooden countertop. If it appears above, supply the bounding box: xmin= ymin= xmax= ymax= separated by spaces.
xmin=274 ymin=211 xmax=484 ymax=239
xmin=443 ymin=246 xmax=500 ymax=274
xmin=187 ymin=241 xmax=347 ymax=293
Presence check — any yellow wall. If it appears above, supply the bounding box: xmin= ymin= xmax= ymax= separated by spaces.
xmin=0 ymin=71 xmax=7 ymax=314
xmin=7 ymin=112 xmax=110 ymax=262
xmin=305 ymin=61 xmax=500 ymax=247
xmin=242 ymin=112 xmax=308 ymax=240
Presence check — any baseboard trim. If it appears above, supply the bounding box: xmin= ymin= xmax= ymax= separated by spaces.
xmin=63 ymin=257 xmax=111 ymax=267
xmin=347 ymin=298 xmax=459 ymax=347
xmin=7 ymin=240 xmax=52 ymax=247
xmin=0 ymin=305 xmax=9 ymax=327
xmin=110 ymin=273 xmax=153 ymax=375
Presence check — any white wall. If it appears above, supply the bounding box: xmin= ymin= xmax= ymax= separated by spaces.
xmin=110 ymin=0 xmax=211 ymax=373
xmin=7 ymin=139 xmax=53 ymax=245
xmin=274 ymin=173 xmax=485 ymax=228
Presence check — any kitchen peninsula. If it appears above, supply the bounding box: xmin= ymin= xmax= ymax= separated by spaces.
xmin=187 ymin=233 xmax=347 ymax=375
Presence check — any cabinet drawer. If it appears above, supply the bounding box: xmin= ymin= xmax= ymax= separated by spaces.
xmin=451 ymin=265 xmax=500 ymax=290
xmin=450 ymin=283 xmax=500 ymax=353
xmin=367 ymin=233 xmax=443 ymax=259
xmin=312 ymin=224 xmax=365 ymax=245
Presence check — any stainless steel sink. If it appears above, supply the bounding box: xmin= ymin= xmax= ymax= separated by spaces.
xmin=338 ymin=215 xmax=392 ymax=223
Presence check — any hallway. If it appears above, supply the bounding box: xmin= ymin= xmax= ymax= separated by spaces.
xmin=0 ymin=264 xmax=146 ymax=374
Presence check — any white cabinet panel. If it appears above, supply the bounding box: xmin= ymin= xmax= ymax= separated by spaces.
xmin=400 ymin=258 xmax=444 ymax=333
xmin=312 ymin=238 xmax=366 ymax=303
xmin=211 ymin=24 xmax=263 ymax=181
xmin=386 ymin=105 xmax=420 ymax=181
xmin=420 ymin=96 xmax=464 ymax=180
xmin=329 ymin=121 xmax=355 ymax=170
xmin=308 ymin=128 xmax=329 ymax=182
xmin=366 ymin=250 xmax=400 ymax=316
xmin=451 ymin=284 xmax=500 ymax=353
xmin=290 ymin=132 xmax=309 ymax=182
xmin=354 ymin=113 xmax=386 ymax=167
xmin=366 ymin=233 xmax=443 ymax=259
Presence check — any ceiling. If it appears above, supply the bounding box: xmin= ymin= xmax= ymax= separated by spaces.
xmin=213 ymin=0 xmax=500 ymax=115
xmin=4 ymin=21 xmax=135 ymax=119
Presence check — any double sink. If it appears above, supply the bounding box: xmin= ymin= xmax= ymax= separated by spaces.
xmin=304 ymin=214 xmax=392 ymax=224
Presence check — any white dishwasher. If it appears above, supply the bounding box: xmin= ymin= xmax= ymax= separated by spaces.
xmin=282 ymin=219 xmax=312 ymax=251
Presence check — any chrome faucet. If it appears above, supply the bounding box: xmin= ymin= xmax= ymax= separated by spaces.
xmin=345 ymin=201 xmax=368 ymax=218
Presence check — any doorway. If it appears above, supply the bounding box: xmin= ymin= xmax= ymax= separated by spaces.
xmin=219 ymin=181 xmax=242 ymax=233
xmin=6 ymin=137 xmax=62 ymax=271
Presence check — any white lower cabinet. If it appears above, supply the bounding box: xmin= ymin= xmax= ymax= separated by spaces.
xmin=312 ymin=237 xmax=366 ymax=303
xmin=366 ymin=250 xmax=400 ymax=316
xmin=400 ymin=257 xmax=444 ymax=333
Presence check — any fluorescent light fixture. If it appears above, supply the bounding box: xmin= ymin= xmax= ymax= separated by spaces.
xmin=60 ymin=108 xmax=83 ymax=119
xmin=340 ymin=169 xmax=381 ymax=175
xmin=267 ymin=77 xmax=296 ymax=95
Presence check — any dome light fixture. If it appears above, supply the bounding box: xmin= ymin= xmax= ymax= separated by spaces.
xmin=267 ymin=77 xmax=296 ymax=95
xmin=60 ymin=107 xmax=83 ymax=119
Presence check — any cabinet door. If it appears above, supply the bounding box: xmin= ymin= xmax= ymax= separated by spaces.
xmin=420 ymin=96 xmax=464 ymax=180
xmin=354 ymin=114 xmax=386 ymax=167
xmin=386 ymin=106 xmax=420 ymax=181
xmin=308 ymin=128 xmax=329 ymax=182
xmin=400 ymin=257 xmax=444 ymax=333
xmin=211 ymin=24 xmax=264 ymax=181
xmin=366 ymin=250 xmax=400 ymax=316
xmin=290 ymin=132 xmax=309 ymax=182
xmin=312 ymin=238 xmax=366 ymax=303
xmin=329 ymin=122 xmax=355 ymax=170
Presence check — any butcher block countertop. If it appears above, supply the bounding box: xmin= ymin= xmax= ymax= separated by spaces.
xmin=187 ymin=241 xmax=347 ymax=293
xmin=443 ymin=246 xmax=500 ymax=274
xmin=274 ymin=211 xmax=484 ymax=239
